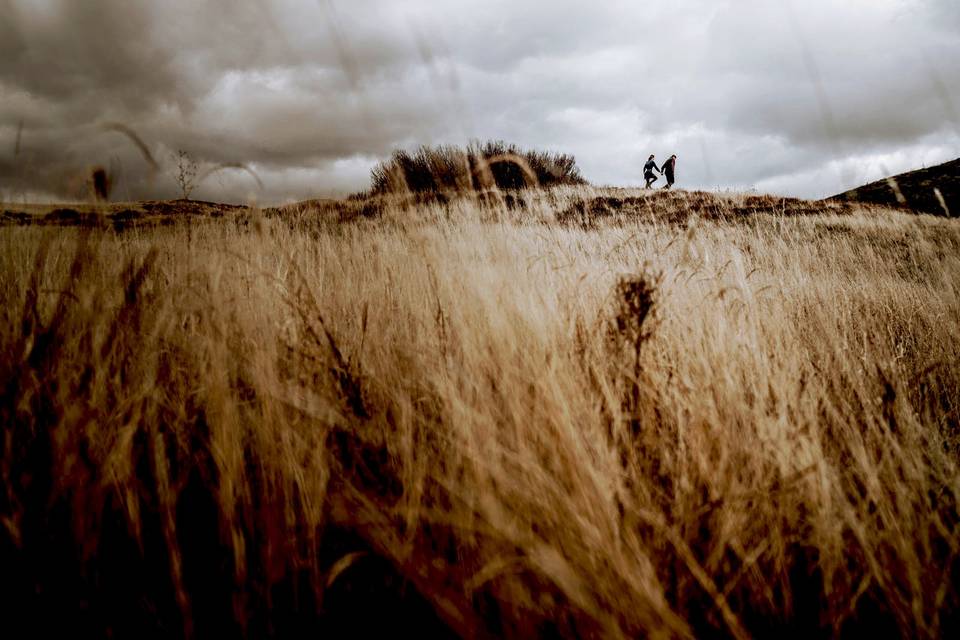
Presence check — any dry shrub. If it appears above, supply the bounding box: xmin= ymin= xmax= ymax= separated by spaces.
xmin=368 ymin=140 xmax=587 ymax=195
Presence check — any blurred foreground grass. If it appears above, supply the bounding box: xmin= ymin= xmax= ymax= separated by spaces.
xmin=1 ymin=187 xmax=958 ymax=638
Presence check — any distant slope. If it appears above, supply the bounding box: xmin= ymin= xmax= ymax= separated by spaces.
xmin=831 ymin=157 xmax=959 ymax=216
xmin=0 ymin=199 xmax=251 ymax=230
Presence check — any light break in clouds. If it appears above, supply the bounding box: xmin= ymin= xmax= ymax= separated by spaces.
xmin=1 ymin=0 xmax=958 ymax=203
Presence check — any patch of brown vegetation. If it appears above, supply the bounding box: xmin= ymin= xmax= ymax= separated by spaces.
xmin=1 ymin=189 xmax=958 ymax=637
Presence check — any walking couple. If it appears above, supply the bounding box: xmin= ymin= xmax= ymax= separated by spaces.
xmin=644 ymin=154 xmax=677 ymax=189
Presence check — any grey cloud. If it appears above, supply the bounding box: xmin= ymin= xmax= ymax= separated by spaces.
xmin=2 ymin=2 xmax=181 ymax=116
xmin=926 ymin=0 xmax=960 ymax=31
xmin=0 ymin=0 xmax=433 ymax=201
xmin=654 ymin=0 xmax=960 ymax=183
xmin=1 ymin=0 xmax=958 ymax=203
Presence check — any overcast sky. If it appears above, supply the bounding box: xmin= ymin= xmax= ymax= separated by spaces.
xmin=1 ymin=0 xmax=958 ymax=203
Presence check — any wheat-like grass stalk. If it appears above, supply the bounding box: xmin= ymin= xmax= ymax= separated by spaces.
xmin=1 ymin=189 xmax=958 ymax=637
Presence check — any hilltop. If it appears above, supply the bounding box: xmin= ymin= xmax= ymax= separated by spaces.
xmin=832 ymin=157 xmax=959 ymax=216
xmin=3 ymin=188 xmax=875 ymax=231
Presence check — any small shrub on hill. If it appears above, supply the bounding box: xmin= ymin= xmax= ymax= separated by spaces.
xmin=368 ymin=140 xmax=587 ymax=194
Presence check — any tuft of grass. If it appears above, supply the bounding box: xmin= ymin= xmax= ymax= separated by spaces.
xmin=368 ymin=140 xmax=587 ymax=195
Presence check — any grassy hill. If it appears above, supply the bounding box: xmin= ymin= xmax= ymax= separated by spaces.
xmin=3 ymin=188 xmax=875 ymax=231
xmin=832 ymin=157 xmax=959 ymax=216
xmin=2 ymin=186 xmax=960 ymax=637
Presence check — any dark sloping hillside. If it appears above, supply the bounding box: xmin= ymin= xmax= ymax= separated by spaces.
xmin=831 ymin=157 xmax=959 ymax=216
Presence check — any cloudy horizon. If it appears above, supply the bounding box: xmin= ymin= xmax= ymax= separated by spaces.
xmin=1 ymin=0 xmax=958 ymax=204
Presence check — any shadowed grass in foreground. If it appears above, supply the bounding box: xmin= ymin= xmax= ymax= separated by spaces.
xmin=1 ymin=189 xmax=959 ymax=638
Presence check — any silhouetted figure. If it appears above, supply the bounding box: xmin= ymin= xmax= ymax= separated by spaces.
xmin=643 ymin=155 xmax=661 ymax=189
xmin=92 ymin=167 xmax=110 ymax=201
xmin=661 ymin=155 xmax=677 ymax=189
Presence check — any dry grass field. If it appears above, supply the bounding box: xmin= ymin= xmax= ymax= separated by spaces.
xmin=1 ymin=187 xmax=959 ymax=638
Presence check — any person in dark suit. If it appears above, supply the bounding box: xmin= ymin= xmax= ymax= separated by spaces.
xmin=661 ymin=154 xmax=677 ymax=189
xmin=643 ymin=155 xmax=661 ymax=189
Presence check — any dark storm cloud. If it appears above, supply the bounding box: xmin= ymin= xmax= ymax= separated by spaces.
xmin=1 ymin=0 xmax=958 ymax=203
xmin=1 ymin=2 xmax=182 ymax=119
xmin=0 ymin=0 xmax=431 ymax=201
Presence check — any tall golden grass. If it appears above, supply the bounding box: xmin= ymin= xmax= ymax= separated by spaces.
xmin=1 ymin=187 xmax=958 ymax=637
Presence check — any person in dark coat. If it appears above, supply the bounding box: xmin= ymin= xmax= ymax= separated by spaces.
xmin=643 ymin=155 xmax=661 ymax=189
xmin=661 ymin=154 xmax=677 ymax=189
